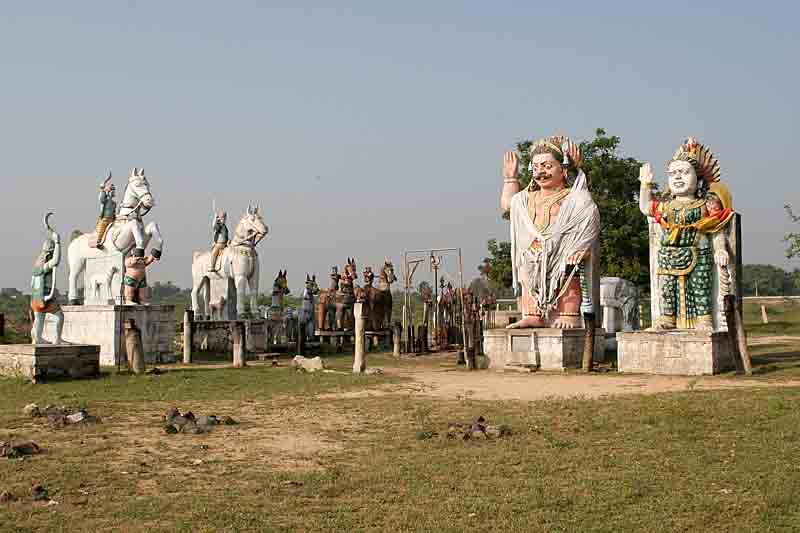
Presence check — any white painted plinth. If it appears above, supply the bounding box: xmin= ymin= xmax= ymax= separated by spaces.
xmin=45 ymin=304 xmax=176 ymax=366
xmin=617 ymin=330 xmax=735 ymax=376
xmin=483 ymin=328 xmax=606 ymax=371
xmin=0 ymin=344 xmax=100 ymax=383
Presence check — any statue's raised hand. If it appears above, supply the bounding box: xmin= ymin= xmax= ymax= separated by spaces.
xmin=503 ymin=151 xmax=519 ymax=181
xmin=639 ymin=162 xmax=654 ymax=185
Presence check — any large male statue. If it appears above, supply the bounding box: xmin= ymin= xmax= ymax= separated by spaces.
xmin=638 ymin=137 xmax=734 ymax=330
xmin=208 ymin=209 xmax=229 ymax=273
xmin=30 ymin=213 xmax=65 ymax=344
xmin=501 ymin=136 xmax=600 ymax=329
xmin=95 ymin=171 xmax=116 ymax=250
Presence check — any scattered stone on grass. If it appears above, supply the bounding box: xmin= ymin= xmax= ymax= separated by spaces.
xmin=0 ymin=441 xmax=42 ymax=458
xmin=145 ymin=367 xmax=164 ymax=375
xmin=291 ymin=355 xmax=325 ymax=373
xmin=163 ymin=408 xmax=237 ymax=435
xmin=364 ymin=368 xmax=383 ymax=375
xmin=28 ymin=485 xmax=49 ymax=501
xmin=0 ymin=490 xmax=15 ymax=503
xmin=446 ymin=416 xmax=512 ymax=441
xmin=25 ymin=404 xmax=100 ymax=427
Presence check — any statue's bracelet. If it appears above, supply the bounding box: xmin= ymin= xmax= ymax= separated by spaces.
xmin=503 ymin=178 xmax=519 ymax=184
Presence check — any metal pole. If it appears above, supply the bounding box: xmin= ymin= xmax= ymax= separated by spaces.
xmin=457 ymin=248 xmax=471 ymax=369
xmin=403 ymin=251 xmax=408 ymax=352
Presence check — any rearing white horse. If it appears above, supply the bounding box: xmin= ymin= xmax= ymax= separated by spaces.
xmin=67 ymin=168 xmax=164 ymax=304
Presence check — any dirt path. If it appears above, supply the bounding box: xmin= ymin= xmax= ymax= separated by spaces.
xmin=326 ymin=352 xmax=800 ymax=402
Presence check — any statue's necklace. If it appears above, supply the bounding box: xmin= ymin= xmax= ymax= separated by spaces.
xmin=528 ymin=187 xmax=571 ymax=232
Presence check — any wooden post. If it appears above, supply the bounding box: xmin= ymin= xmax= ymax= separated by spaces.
xmin=124 ymin=319 xmax=146 ymax=375
xmin=232 ymin=321 xmax=246 ymax=368
xmin=296 ymin=320 xmax=306 ymax=356
xmin=761 ymin=305 xmax=769 ymax=325
xmin=724 ymin=295 xmax=752 ymax=376
xmin=0 ymin=313 xmax=4 ymax=338
xmin=407 ymin=325 xmax=415 ymax=356
xmin=353 ymin=302 xmax=366 ymax=374
xmin=581 ymin=313 xmax=596 ymax=372
xmin=183 ymin=309 xmax=194 ymax=364
xmin=393 ymin=322 xmax=401 ymax=357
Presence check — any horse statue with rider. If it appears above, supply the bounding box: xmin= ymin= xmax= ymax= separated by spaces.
xmin=191 ymin=205 xmax=268 ymax=319
xmin=68 ymin=168 xmax=164 ymax=305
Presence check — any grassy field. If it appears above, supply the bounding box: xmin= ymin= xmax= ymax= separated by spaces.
xmin=1 ymin=351 xmax=800 ymax=532
xmin=1 ymin=297 xmax=800 ymax=531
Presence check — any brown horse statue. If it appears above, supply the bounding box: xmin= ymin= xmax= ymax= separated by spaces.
xmin=367 ymin=259 xmax=397 ymax=332
xmin=316 ymin=266 xmax=339 ymax=331
xmin=335 ymin=258 xmax=357 ymax=330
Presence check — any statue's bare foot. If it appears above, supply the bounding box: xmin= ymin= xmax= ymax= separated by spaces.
xmin=553 ymin=315 xmax=581 ymax=329
xmin=695 ymin=322 xmax=713 ymax=332
xmin=506 ymin=316 xmax=545 ymax=329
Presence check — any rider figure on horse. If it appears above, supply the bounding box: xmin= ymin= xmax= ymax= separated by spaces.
xmin=209 ymin=209 xmax=229 ymax=272
xmin=95 ymin=171 xmax=116 ymax=250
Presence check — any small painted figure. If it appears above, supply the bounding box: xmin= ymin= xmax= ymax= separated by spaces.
xmin=31 ymin=213 xmax=65 ymax=344
xmin=95 ymin=171 xmax=117 ymax=249
xmin=209 ymin=209 xmax=229 ymax=272
xmin=123 ymin=248 xmax=156 ymax=304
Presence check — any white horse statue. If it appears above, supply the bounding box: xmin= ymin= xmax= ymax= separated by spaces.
xmin=68 ymin=168 xmax=164 ymax=304
xmin=191 ymin=206 xmax=268 ymax=318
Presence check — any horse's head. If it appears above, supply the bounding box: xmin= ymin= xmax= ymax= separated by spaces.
xmin=122 ymin=168 xmax=155 ymax=214
xmin=343 ymin=257 xmax=357 ymax=280
xmin=381 ymin=259 xmax=397 ymax=284
xmin=362 ymin=267 xmax=374 ymax=287
xmin=305 ymin=274 xmax=319 ymax=296
xmin=235 ymin=205 xmax=269 ymax=245
xmin=273 ymin=269 xmax=289 ymax=295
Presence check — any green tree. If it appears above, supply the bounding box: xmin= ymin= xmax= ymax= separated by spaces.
xmin=481 ymin=129 xmax=652 ymax=291
xmin=742 ymin=264 xmax=799 ymax=296
xmin=785 ymin=204 xmax=800 ymax=260
xmin=481 ymin=238 xmax=512 ymax=290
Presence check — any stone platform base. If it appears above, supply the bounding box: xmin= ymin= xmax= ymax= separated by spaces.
xmin=483 ymin=328 xmax=606 ymax=371
xmin=191 ymin=319 xmax=266 ymax=353
xmin=45 ymin=304 xmax=176 ymax=366
xmin=0 ymin=344 xmax=100 ymax=383
xmin=616 ymin=330 xmax=735 ymax=375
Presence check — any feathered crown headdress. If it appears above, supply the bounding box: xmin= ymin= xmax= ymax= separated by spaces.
xmin=528 ymin=135 xmax=583 ymax=172
xmin=670 ymin=137 xmax=721 ymax=184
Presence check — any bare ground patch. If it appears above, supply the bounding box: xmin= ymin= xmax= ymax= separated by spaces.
xmin=318 ymin=351 xmax=800 ymax=402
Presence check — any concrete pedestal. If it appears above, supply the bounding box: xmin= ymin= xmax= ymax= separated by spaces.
xmin=191 ymin=319 xmax=266 ymax=353
xmin=0 ymin=344 xmax=100 ymax=383
xmin=45 ymin=304 xmax=176 ymax=366
xmin=483 ymin=328 xmax=606 ymax=371
xmin=617 ymin=330 xmax=735 ymax=375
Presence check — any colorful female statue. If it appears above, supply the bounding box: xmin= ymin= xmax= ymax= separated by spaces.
xmin=638 ymin=137 xmax=735 ymax=330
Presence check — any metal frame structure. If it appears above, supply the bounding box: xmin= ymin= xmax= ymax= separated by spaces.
xmin=401 ymin=247 xmax=467 ymax=353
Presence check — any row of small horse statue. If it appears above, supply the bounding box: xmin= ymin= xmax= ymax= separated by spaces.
xmin=311 ymin=258 xmax=398 ymax=334
xmin=258 ymin=258 xmax=398 ymax=345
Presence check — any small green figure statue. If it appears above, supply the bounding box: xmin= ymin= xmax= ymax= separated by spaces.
xmin=209 ymin=209 xmax=229 ymax=272
xmin=30 ymin=213 xmax=65 ymax=344
xmin=95 ymin=171 xmax=117 ymax=249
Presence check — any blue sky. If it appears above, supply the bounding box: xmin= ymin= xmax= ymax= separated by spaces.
xmin=1 ymin=1 xmax=797 ymax=292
